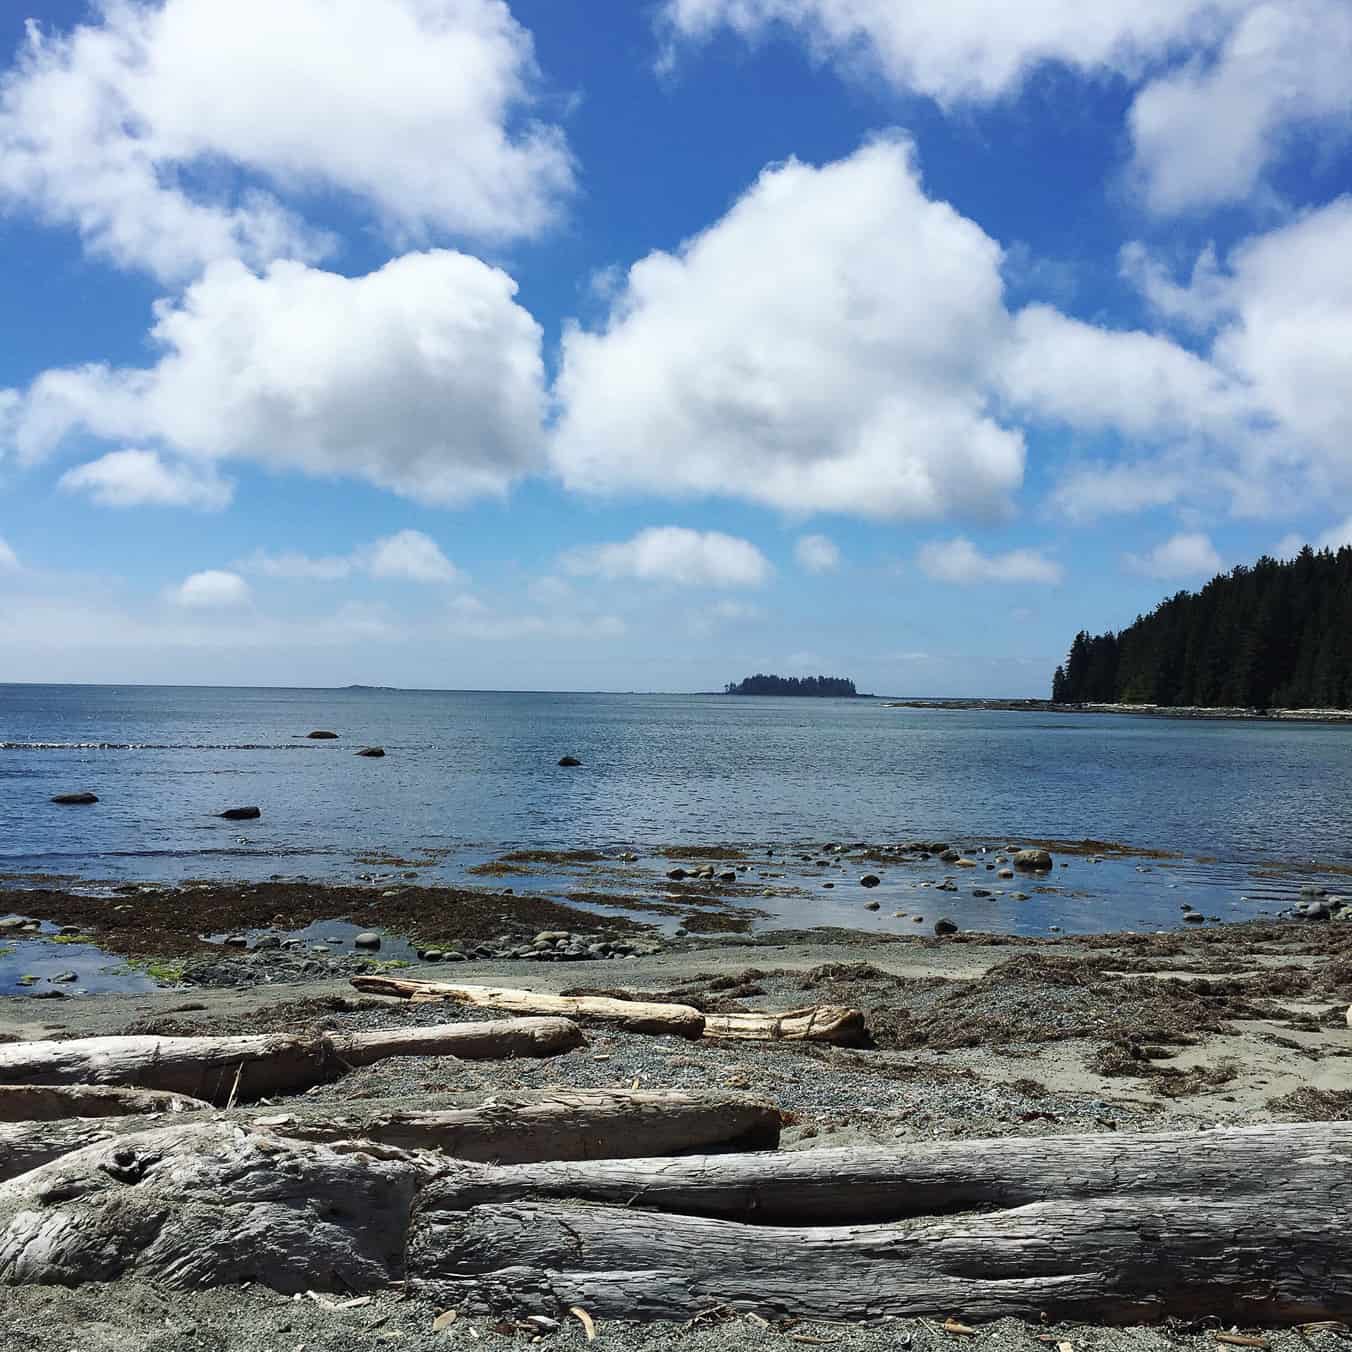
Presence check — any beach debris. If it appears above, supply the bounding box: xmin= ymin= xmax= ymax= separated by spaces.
xmin=943 ymin=1319 xmax=977 ymax=1336
xmin=218 ymin=806 xmax=261 ymax=820
xmin=570 ymin=1306 xmax=597 ymax=1340
xmin=50 ymin=792 xmax=98 ymax=805
xmin=432 ymin=1310 xmax=458 ymax=1331
xmin=1214 ymin=1336 xmax=1268 ymax=1348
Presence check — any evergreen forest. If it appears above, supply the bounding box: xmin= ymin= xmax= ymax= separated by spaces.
xmin=1051 ymin=547 xmax=1352 ymax=709
xmin=724 ymin=674 xmax=858 ymax=696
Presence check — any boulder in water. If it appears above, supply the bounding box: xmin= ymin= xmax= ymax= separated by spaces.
xmin=51 ymin=793 xmax=97 ymax=806
xmin=219 ymin=806 xmax=261 ymax=821
xmin=558 ymin=755 xmax=582 ymax=767
xmin=306 ymin=730 xmax=339 ymax=739
xmin=934 ymin=917 xmax=959 ymax=935
xmin=859 ymin=874 xmax=881 ymax=888
xmin=353 ymin=932 xmax=382 ymax=949
xmin=356 ymin=747 xmax=385 ymax=758
xmin=1014 ymin=848 xmax=1054 ymax=871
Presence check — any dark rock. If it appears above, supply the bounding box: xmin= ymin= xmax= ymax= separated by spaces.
xmin=356 ymin=747 xmax=385 ymax=758
xmin=972 ymin=888 xmax=992 ymax=898
xmin=306 ymin=731 xmax=339 ymax=739
xmin=420 ymin=950 xmax=443 ymax=962
xmin=939 ymin=849 xmax=960 ymax=863
xmin=1184 ymin=912 xmax=1206 ymax=924
xmin=666 ymin=868 xmax=688 ymax=880
xmin=1014 ymin=848 xmax=1054 ymax=871
xmin=253 ymin=935 xmax=281 ymax=951
xmin=218 ymin=806 xmax=261 ymax=821
xmin=934 ymin=917 xmax=959 ymax=935
xmin=718 ymin=870 xmax=737 ymax=883
xmin=859 ymin=874 xmax=881 ymax=888
xmin=353 ymin=931 xmax=381 ymax=949
xmin=863 ymin=900 xmax=880 ymax=911
xmin=51 ymin=971 xmax=79 ymax=983
xmin=558 ymin=755 xmax=582 ymax=767
xmin=57 ymin=925 xmax=81 ymax=936
xmin=224 ymin=935 xmax=248 ymax=948
xmin=51 ymin=793 xmax=98 ymax=805
xmin=30 ymin=989 xmax=66 ymax=999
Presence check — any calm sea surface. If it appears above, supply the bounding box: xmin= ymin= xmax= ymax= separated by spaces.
xmin=2 ymin=683 xmax=1351 ymax=953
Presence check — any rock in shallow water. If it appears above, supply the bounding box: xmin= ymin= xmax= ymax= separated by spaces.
xmin=306 ymin=730 xmax=339 ymax=739
xmin=1014 ymin=848 xmax=1054 ymax=871
xmin=859 ymin=874 xmax=881 ymax=888
xmin=353 ymin=932 xmax=381 ymax=949
xmin=557 ymin=755 xmax=582 ymax=767
xmin=218 ymin=806 xmax=261 ymax=821
xmin=934 ymin=917 xmax=959 ymax=935
xmin=356 ymin=747 xmax=385 ymax=758
xmin=50 ymin=793 xmax=98 ymax=805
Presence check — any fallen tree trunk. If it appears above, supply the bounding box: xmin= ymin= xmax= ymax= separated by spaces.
xmin=1 ymin=1121 xmax=1349 ymax=1324
xmin=0 ymin=1085 xmax=212 ymax=1123
xmin=0 ymin=1089 xmax=781 ymax=1182
xmin=351 ymin=976 xmax=865 ymax=1044
xmin=0 ymin=1018 xmax=582 ymax=1105
xmin=701 ymin=1005 xmax=866 ymax=1044
xmin=349 ymin=976 xmax=706 ymax=1038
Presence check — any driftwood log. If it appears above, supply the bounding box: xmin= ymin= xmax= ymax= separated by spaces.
xmin=351 ymin=976 xmax=865 ymax=1044
xmin=350 ymin=976 xmax=706 ymax=1038
xmin=0 ymin=1085 xmax=212 ymax=1123
xmin=1 ymin=1121 xmax=1348 ymax=1324
xmin=0 ymin=1018 xmax=582 ymax=1105
xmin=0 ymin=1089 xmax=781 ymax=1182
xmin=701 ymin=1005 xmax=865 ymax=1044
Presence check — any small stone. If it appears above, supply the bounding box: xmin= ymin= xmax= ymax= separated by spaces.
xmin=356 ymin=747 xmax=385 ymax=758
xmin=859 ymin=874 xmax=881 ymax=888
xmin=306 ymin=730 xmax=339 ymax=739
xmin=1011 ymin=892 xmax=1030 ymax=901
xmin=253 ymin=935 xmax=281 ymax=951
xmin=718 ymin=870 xmax=737 ymax=883
xmin=933 ymin=917 xmax=958 ymax=935
xmin=224 ymin=934 xmax=248 ymax=948
xmin=1184 ymin=912 xmax=1205 ymax=924
xmin=667 ymin=868 xmax=688 ymax=881
xmin=57 ymin=925 xmax=81 ymax=936
xmin=954 ymin=857 xmax=977 ymax=868
xmin=972 ymin=888 xmax=992 ymax=898
xmin=557 ymin=755 xmax=582 ymax=767
xmin=997 ymin=868 xmax=1014 ymax=880
xmin=353 ymin=932 xmax=381 ymax=949
xmin=939 ymin=849 xmax=960 ymax=863
xmin=51 ymin=970 xmax=78 ymax=982
xmin=864 ymin=900 xmax=880 ymax=911
xmin=822 ymin=882 xmax=834 ymax=889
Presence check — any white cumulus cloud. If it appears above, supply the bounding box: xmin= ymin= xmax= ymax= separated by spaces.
xmin=245 ymin=530 xmax=461 ymax=584
xmin=552 ymin=139 xmax=1024 ymax=520
xmin=0 ymin=0 xmax=573 ymax=281
xmin=794 ymin=534 xmax=840 ymax=573
xmin=170 ymin=569 xmax=250 ymax=608
xmin=1125 ymin=532 xmax=1223 ymax=579
xmin=563 ymin=527 xmax=773 ymax=588
xmin=57 ymin=448 xmax=232 ymax=509
xmin=1128 ymin=0 xmax=1352 ymax=215
xmin=5 ymin=251 xmax=546 ymax=504
xmin=366 ymin=530 xmax=461 ymax=584
xmin=917 ymin=538 xmax=1063 ymax=585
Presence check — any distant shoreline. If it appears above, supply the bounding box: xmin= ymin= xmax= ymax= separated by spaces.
xmin=885 ymin=698 xmax=1352 ymax=724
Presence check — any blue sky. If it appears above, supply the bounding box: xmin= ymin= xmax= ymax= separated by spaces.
xmin=1 ymin=0 xmax=1350 ymax=694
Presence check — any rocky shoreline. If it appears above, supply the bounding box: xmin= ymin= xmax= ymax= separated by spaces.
xmin=2 ymin=854 xmax=1351 ymax=1350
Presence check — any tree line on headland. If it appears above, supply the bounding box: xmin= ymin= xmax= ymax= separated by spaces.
xmin=724 ymin=674 xmax=858 ymax=697
xmin=1052 ymin=546 xmax=1352 ymax=709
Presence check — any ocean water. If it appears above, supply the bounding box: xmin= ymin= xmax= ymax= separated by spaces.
xmin=2 ymin=683 xmax=1351 ymax=951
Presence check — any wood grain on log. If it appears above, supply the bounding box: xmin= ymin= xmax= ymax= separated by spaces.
xmin=0 ymin=1018 xmax=582 ymax=1105
xmin=349 ymin=976 xmax=706 ymax=1038
xmin=0 ymin=1085 xmax=212 ymax=1123
xmin=0 ymin=1089 xmax=781 ymax=1182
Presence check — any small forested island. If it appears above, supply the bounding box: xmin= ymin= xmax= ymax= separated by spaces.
xmin=724 ymin=674 xmax=858 ymax=696
xmin=1053 ymin=546 xmax=1352 ymax=709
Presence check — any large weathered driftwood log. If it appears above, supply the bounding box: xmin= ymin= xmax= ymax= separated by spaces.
xmin=0 ymin=1085 xmax=212 ymax=1123
xmin=0 ymin=1089 xmax=781 ymax=1182
xmin=0 ymin=1018 xmax=582 ymax=1105
xmin=351 ymin=976 xmax=865 ymax=1044
xmin=1 ymin=1121 xmax=1349 ymax=1324
xmin=350 ymin=976 xmax=706 ymax=1038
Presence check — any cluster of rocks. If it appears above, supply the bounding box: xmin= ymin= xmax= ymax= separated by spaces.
xmin=1289 ymin=884 xmax=1351 ymax=921
xmin=666 ymin=865 xmax=739 ymax=884
xmin=418 ymin=929 xmax=651 ymax=963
